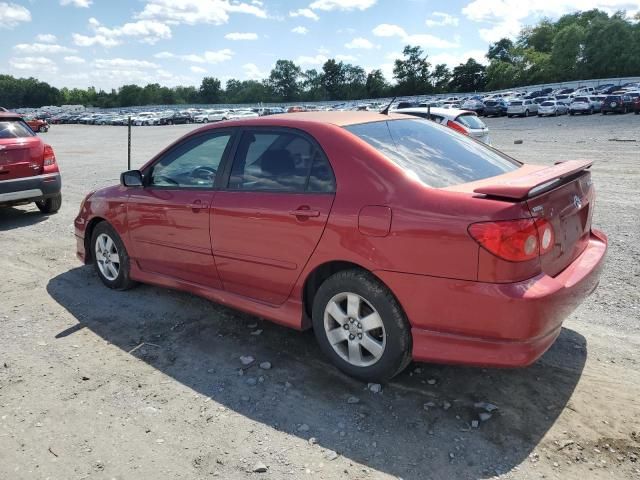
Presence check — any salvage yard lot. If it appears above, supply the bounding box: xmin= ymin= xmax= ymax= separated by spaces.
xmin=1 ymin=115 xmax=639 ymax=480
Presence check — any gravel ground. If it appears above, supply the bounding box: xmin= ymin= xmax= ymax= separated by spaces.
xmin=1 ymin=114 xmax=639 ymax=480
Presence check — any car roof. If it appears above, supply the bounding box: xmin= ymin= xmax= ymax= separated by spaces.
xmin=395 ymin=107 xmax=473 ymax=119
xmin=0 ymin=112 xmax=24 ymax=120
xmin=228 ymin=111 xmax=409 ymax=126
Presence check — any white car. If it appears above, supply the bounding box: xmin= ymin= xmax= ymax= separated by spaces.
xmin=194 ymin=109 xmax=230 ymax=122
xmin=397 ymin=107 xmax=491 ymax=144
xmin=555 ymin=94 xmax=575 ymax=106
xmin=132 ymin=112 xmax=159 ymax=126
xmin=507 ymin=99 xmax=538 ymax=117
xmin=226 ymin=110 xmax=259 ymax=120
xmin=538 ymin=100 xmax=568 ymax=117
xmin=569 ymin=96 xmax=597 ymax=115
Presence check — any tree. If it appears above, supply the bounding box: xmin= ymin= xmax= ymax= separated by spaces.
xmin=393 ymin=45 xmax=432 ymax=95
xmin=199 ymin=77 xmax=222 ymax=104
xmin=449 ymin=58 xmax=487 ymax=92
xmin=268 ymin=60 xmax=301 ymax=101
xmin=365 ymin=69 xmax=389 ymax=98
xmin=487 ymin=38 xmax=514 ymax=63
xmin=431 ymin=64 xmax=451 ymax=93
xmin=550 ymin=24 xmax=585 ymax=80
xmin=301 ymin=69 xmax=325 ymax=100
xmin=321 ymin=59 xmax=346 ymax=100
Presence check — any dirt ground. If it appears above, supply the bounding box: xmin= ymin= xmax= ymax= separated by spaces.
xmin=1 ymin=114 xmax=639 ymax=480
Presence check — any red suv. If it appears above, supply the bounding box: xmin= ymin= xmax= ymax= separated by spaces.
xmin=75 ymin=112 xmax=606 ymax=382
xmin=0 ymin=113 xmax=62 ymax=213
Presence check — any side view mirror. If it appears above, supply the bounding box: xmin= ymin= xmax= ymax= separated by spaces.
xmin=121 ymin=170 xmax=143 ymax=187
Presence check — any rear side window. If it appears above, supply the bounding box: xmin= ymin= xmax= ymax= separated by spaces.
xmin=345 ymin=119 xmax=520 ymax=188
xmin=510 ymin=101 xmax=523 ymax=106
xmin=574 ymin=97 xmax=589 ymax=102
xmin=541 ymin=101 xmax=555 ymax=106
xmin=456 ymin=114 xmax=485 ymax=129
xmin=0 ymin=120 xmax=35 ymax=139
xmin=228 ymin=130 xmax=335 ymax=192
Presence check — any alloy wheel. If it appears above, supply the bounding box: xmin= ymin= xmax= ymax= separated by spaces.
xmin=323 ymin=292 xmax=386 ymax=367
xmin=95 ymin=233 xmax=120 ymax=281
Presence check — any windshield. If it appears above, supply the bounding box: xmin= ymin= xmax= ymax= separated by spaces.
xmin=455 ymin=114 xmax=485 ymax=130
xmin=574 ymin=97 xmax=589 ymax=102
xmin=344 ymin=119 xmax=519 ymax=188
xmin=0 ymin=120 xmax=36 ymax=138
xmin=510 ymin=101 xmax=522 ymax=106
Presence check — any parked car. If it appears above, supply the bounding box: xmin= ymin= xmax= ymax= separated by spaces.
xmin=159 ymin=111 xmax=192 ymax=125
xmin=287 ymin=105 xmax=307 ymax=113
xmin=507 ymin=99 xmax=538 ymax=117
xmin=460 ymin=99 xmax=485 ymax=115
xmin=633 ymin=95 xmax=640 ymax=114
xmin=483 ymin=100 xmax=508 ymax=117
xmin=397 ymin=107 xmax=491 ymax=144
xmin=555 ymin=94 xmax=574 ymax=106
xmin=24 ymin=117 xmax=49 ymax=132
xmin=601 ymin=95 xmax=633 ymax=114
xmin=227 ymin=110 xmax=259 ymax=120
xmin=0 ymin=112 xmax=62 ymax=213
xmin=74 ymin=111 xmax=607 ymax=382
xmin=569 ymin=97 xmax=596 ymax=115
xmin=537 ymin=100 xmax=568 ymax=117
xmin=589 ymin=96 xmax=605 ymax=112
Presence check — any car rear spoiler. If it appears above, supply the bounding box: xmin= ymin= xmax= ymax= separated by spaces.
xmin=473 ymin=159 xmax=593 ymax=200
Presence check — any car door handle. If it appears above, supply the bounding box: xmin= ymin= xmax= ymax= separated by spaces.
xmin=289 ymin=208 xmax=320 ymax=218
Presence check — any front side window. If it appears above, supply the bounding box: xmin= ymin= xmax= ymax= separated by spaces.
xmin=345 ymin=119 xmax=520 ymax=188
xmin=150 ymin=133 xmax=231 ymax=188
xmin=228 ymin=130 xmax=335 ymax=192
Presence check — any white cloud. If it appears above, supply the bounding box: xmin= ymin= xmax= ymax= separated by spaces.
xmin=289 ymin=8 xmax=319 ymax=20
xmin=335 ymin=54 xmax=358 ymax=61
xmin=154 ymin=49 xmax=235 ymax=64
xmin=9 ymin=56 xmax=57 ymax=72
xmin=425 ymin=12 xmax=459 ymax=27
xmin=243 ymin=62 xmax=266 ymax=80
xmin=64 ymin=56 xmax=86 ymax=64
xmin=430 ymin=49 xmax=488 ymax=68
xmin=291 ymin=26 xmax=309 ymax=34
xmin=14 ymin=42 xmax=77 ymax=54
xmin=153 ymin=51 xmax=175 ymax=59
xmin=94 ymin=58 xmax=159 ymax=69
xmin=60 ymin=0 xmax=92 ymax=7
xmin=297 ymin=54 xmax=328 ymax=66
xmin=35 ymin=33 xmax=57 ymax=43
xmin=309 ymin=0 xmax=376 ymax=11
xmin=224 ymin=32 xmax=258 ymax=40
xmin=462 ymin=0 xmax=640 ymax=43
xmin=73 ymin=18 xmax=172 ymax=47
xmin=137 ymin=0 xmax=267 ymax=26
xmin=190 ymin=65 xmax=207 ymax=74
xmin=372 ymin=23 xmax=459 ymax=48
xmin=345 ymin=37 xmax=374 ymax=49
xmin=0 ymin=2 xmax=31 ymax=28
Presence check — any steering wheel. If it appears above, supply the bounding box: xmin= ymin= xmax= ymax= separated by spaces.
xmin=191 ymin=166 xmax=217 ymax=180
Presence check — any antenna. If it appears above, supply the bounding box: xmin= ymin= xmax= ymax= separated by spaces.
xmin=380 ymin=96 xmax=396 ymax=115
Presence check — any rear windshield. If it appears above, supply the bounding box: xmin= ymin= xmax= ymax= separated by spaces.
xmin=541 ymin=101 xmax=555 ymax=106
xmin=510 ymin=101 xmax=522 ymax=106
xmin=606 ymin=96 xmax=621 ymax=101
xmin=344 ymin=119 xmax=520 ymax=188
xmin=455 ymin=114 xmax=485 ymax=129
xmin=574 ymin=97 xmax=589 ymax=102
xmin=0 ymin=120 xmax=35 ymax=139
xmin=484 ymin=101 xmax=497 ymax=106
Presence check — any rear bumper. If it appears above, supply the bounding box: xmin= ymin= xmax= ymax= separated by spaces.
xmin=375 ymin=229 xmax=607 ymax=368
xmin=0 ymin=173 xmax=61 ymax=205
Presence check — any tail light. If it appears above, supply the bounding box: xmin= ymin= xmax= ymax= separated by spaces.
xmin=446 ymin=120 xmax=469 ymax=136
xmin=42 ymin=144 xmax=59 ymax=174
xmin=468 ymin=218 xmax=555 ymax=262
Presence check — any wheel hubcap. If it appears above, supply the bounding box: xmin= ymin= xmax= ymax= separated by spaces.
xmin=324 ymin=292 xmax=386 ymax=367
xmin=95 ymin=233 xmax=120 ymax=281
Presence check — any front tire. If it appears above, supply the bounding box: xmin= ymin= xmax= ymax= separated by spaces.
xmin=312 ymin=269 xmax=412 ymax=383
xmin=35 ymin=193 xmax=61 ymax=214
xmin=91 ymin=222 xmax=137 ymax=290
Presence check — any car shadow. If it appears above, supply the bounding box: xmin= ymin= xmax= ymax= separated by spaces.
xmin=0 ymin=206 xmax=48 ymax=231
xmin=47 ymin=266 xmax=587 ymax=480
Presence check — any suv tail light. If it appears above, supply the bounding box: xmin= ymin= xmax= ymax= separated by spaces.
xmin=468 ymin=218 xmax=555 ymax=262
xmin=446 ymin=120 xmax=469 ymax=136
xmin=42 ymin=144 xmax=59 ymax=174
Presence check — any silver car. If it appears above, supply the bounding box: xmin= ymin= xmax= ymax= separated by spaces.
xmin=569 ymin=97 xmax=596 ymax=115
xmin=507 ymin=99 xmax=538 ymax=117
xmin=538 ymin=100 xmax=568 ymax=117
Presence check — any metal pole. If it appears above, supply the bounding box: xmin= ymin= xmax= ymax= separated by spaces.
xmin=127 ymin=116 xmax=132 ymax=170
xmin=428 ymin=104 xmax=431 ymax=121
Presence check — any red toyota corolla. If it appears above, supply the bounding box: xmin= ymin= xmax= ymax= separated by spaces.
xmin=74 ymin=112 xmax=607 ymax=382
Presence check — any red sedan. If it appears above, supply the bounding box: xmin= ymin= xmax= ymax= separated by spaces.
xmin=74 ymin=112 xmax=607 ymax=382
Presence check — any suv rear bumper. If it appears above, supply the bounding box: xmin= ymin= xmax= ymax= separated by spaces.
xmin=0 ymin=173 xmax=61 ymax=205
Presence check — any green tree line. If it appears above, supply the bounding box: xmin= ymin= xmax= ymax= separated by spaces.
xmin=1 ymin=9 xmax=638 ymax=109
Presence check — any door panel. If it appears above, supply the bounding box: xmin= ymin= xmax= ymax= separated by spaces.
xmin=127 ymin=189 xmax=220 ymax=287
xmin=211 ymin=192 xmax=333 ymax=304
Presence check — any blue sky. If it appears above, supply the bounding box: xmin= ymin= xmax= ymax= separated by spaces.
xmin=1 ymin=0 xmax=638 ymax=90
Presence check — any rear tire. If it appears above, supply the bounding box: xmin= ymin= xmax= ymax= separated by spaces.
xmin=35 ymin=193 xmax=62 ymax=214
xmin=312 ymin=269 xmax=412 ymax=383
xmin=91 ymin=222 xmax=137 ymax=291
